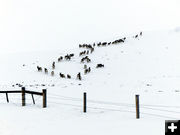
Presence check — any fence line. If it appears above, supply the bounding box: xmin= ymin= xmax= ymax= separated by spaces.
xmin=1 ymin=90 xmax=179 ymax=119
xmin=140 ymin=106 xmax=180 ymax=114
xmin=48 ymin=100 xmax=179 ymax=119
xmin=0 ymin=87 xmax=47 ymax=108
xmin=48 ymin=94 xmax=135 ymax=107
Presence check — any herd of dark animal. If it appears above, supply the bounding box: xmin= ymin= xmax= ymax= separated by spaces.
xmin=37 ymin=32 xmax=142 ymax=81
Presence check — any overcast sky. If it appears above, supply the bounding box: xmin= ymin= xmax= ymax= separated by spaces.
xmin=0 ymin=0 xmax=179 ymax=53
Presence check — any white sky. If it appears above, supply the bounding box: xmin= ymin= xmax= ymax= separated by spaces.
xmin=0 ymin=0 xmax=180 ymax=53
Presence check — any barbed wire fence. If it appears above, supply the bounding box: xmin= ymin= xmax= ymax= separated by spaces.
xmin=1 ymin=89 xmax=180 ymax=119
xmin=47 ymin=93 xmax=180 ymax=119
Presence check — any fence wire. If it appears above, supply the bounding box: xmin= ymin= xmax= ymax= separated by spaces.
xmin=47 ymin=94 xmax=180 ymax=119
xmin=1 ymin=92 xmax=180 ymax=119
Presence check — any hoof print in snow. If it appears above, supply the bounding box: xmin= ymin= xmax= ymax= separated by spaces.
xmin=158 ymin=90 xmax=163 ymax=92
xmin=146 ymin=84 xmax=152 ymax=86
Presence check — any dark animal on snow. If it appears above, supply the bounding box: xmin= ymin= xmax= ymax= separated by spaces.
xmin=77 ymin=72 xmax=82 ymax=80
xmin=79 ymin=44 xmax=83 ymax=48
xmin=37 ymin=66 xmax=42 ymax=72
xmin=79 ymin=50 xmax=86 ymax=56
xmin=90 ymin=48 xmax=94 ymax=53
xmin=15 ymin=83 xmax=23 ymax=87
xmin=79 ymin=44 xmax=93 ymax=49
xmin=59 ymin=73 xmax=65 ymax=78
xmin=18 ymin=84 xmax=23 ymax=87
xmin=86 ymin=50 xmax=89 ymax=55
xmin=112 ymin=38 xmax=125 ymax=44
xmin=79 ymin=52 xmax=83 ymax=56
xmin=86 ymin=44 xmax=93 ymax=49
xmin=51 ymin=71 xmax=54 ymax=76
xmin=140 ymin=32 xmax=142 ymax=36
xmin=58 ymin=56 xmax=63 ymax=62
xmin=81 ymin=58 xmax=84 ymax=63
xmin=96 ymin=64 xmax=104 ymax=68
xmin=52 ymin=62 xmax=55 ymax=69
xmin=85 ymin=57 xmax=91 ymax=63
xmin=69 ymin=53 xmax=74 ymax=57
xmin=84 ymin=67 xmax=91 ymax=74
xmin=118 ymin=39 xmax=124 ymax=43
xmin=88 ymin=67 xmax=91 ymax=72
xmin=84 ymin=64 xmax=87 ymax=69
xmin=67 ymin=74 xmax=71 ymax=79
xmin=81 ymin=56 xmax=91 ymax=63
xmin=102 ymin=42 xmax=107 ymax=46
xmin=135 ymin=34 xmax=138 ymax=38
xmin=97 ymin=42 xmax=101 ymax=46
xmin=44 ymin=68 xmax=48 ymax=74
xmin=84 ymin=69 xmax=89 ymax=74
xmin=64 ymin=54 xmax=71 ymax=60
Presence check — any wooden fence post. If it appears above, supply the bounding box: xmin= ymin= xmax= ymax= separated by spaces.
xmin=31 ymin=94 xmax=35 ymax=104
xmin=22 ymin=87 xmax=26 ymax=106
xmin=6 ymin=93 xmax=9 ymax=103
xmin=42 ymin=89 xmax=47 ymax=108
xmin=135 ymin=95 xmax=140 ymax=119
xmin=83 ymin=92 xmax=87 ymax=113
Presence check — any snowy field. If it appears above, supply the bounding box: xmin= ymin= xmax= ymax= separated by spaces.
xmin=0 ymin=29 xmax=180 ymax=135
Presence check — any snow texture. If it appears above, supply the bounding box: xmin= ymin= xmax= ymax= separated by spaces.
xmin=0 ymin=30 xmax=180 ymax=135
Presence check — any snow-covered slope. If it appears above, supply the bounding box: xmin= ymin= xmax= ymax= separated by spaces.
xmin=0 ymin=29 xmax=180 ymax=135
xmin=0 ymin=0 xmax=180 ymax=53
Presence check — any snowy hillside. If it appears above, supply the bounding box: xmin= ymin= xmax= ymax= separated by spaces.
xmin=0 ymin=29 xmax=180 ymax=135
